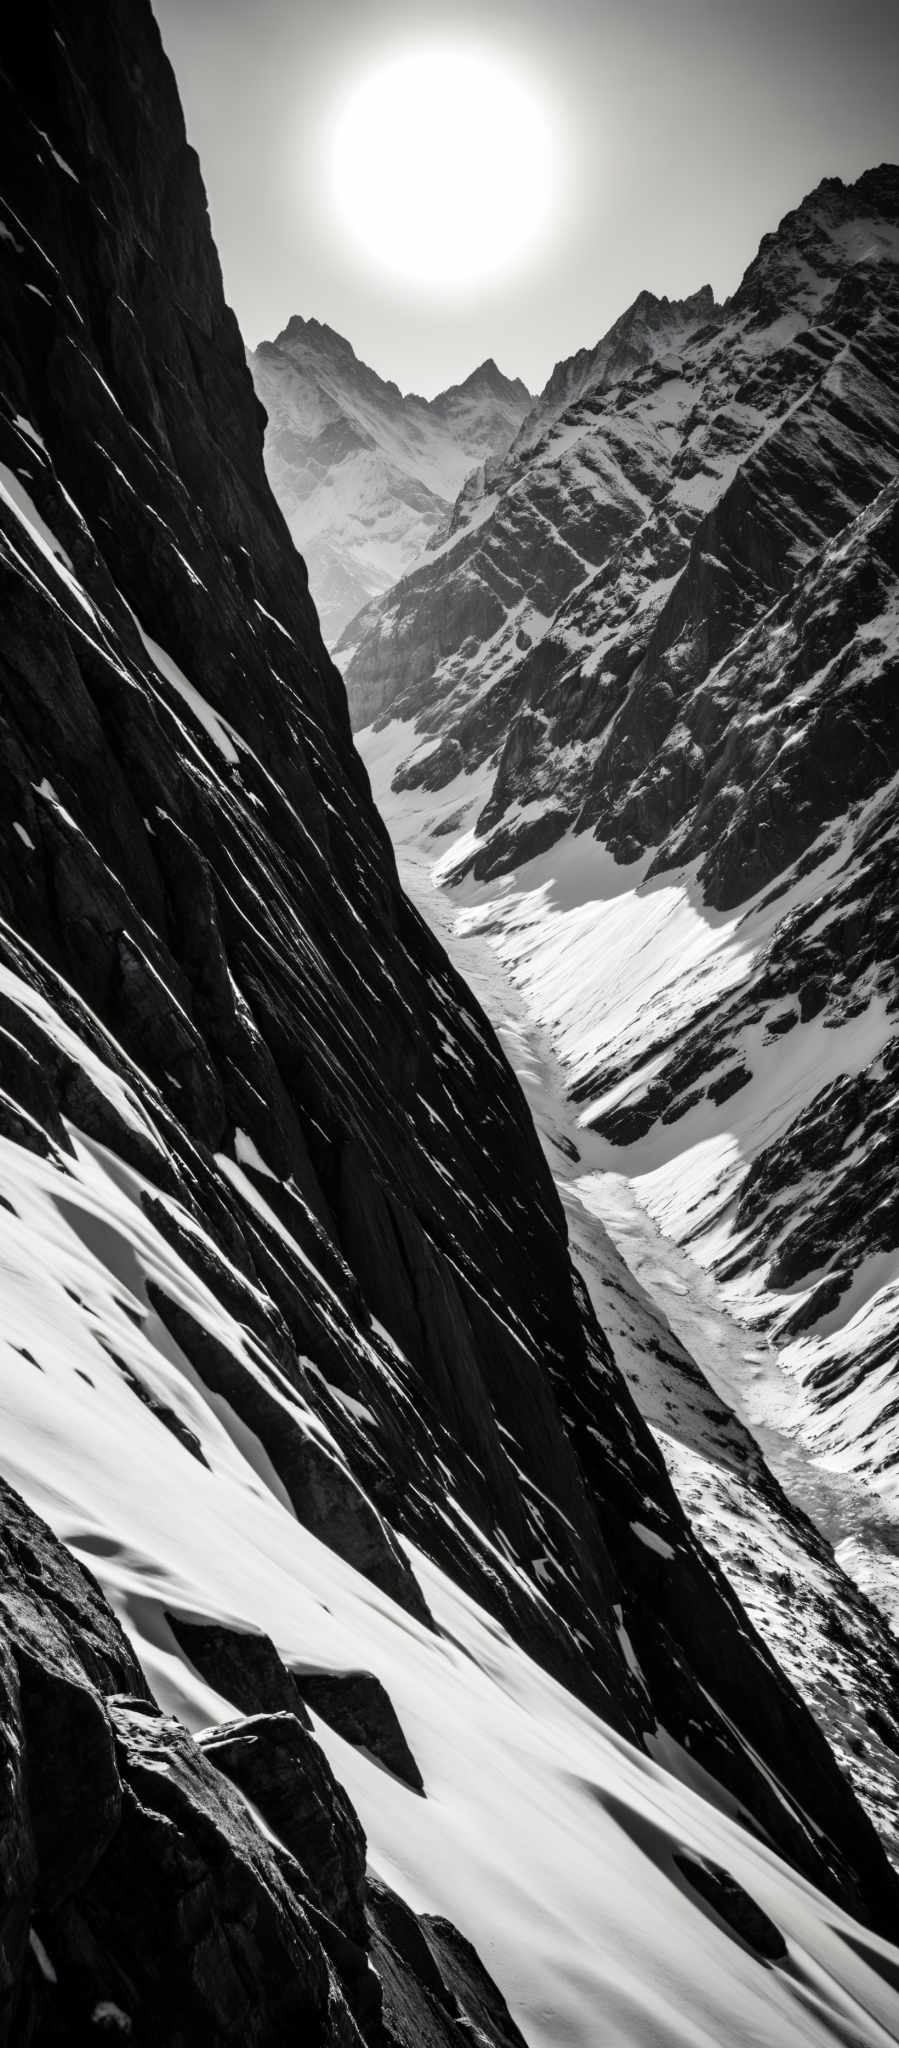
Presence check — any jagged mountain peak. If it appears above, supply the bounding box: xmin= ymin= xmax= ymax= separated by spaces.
xmin=249 ymin=321 xmax=532 ymax=644
xmin=541 ymin=281 xmax=721 ymax=394
xmin=275 ymin=311 xmax=360 ymax=358
xmin=265 ymin=311 xmax=404 ymax=402
xmin=264 ymin=318 xmax=529 ymax=412
xmin=730 ymin=160 xmax=899 ymax=321
xmin=434 ymin=356 xmax=532 ymax=405
xmin=511 ymin=281 xmax=723 ymax=457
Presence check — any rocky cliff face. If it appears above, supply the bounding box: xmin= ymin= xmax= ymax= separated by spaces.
xmin=250 ymin=321 xmax=530 ymax=646
xmin=344 ymin=168 xmax=899 ymax=1525
xmin=337 ymin=281 xmax=725 ymax=726
xmin=2 ymin=9 xmax=899 ymax=2043
xmin=343 ymin=171 xmax=898 ymax=771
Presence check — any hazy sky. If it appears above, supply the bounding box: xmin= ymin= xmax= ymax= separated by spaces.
xmin=156 ymin=0 xmax=899 ymax=397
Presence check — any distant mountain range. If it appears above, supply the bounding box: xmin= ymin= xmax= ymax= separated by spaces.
xmin=257 ymin=168 xmax=899 ymax=1866
xmin=338 ymin=163 xmax=899 ymax=1615
xmin=250 ymin=318 xmax=530 ymax=642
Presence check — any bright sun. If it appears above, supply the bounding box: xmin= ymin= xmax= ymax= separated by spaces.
xmin=329 ymin=46 xmax=558 ymax=294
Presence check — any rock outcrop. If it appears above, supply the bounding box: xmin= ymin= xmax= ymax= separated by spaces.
xmin=0 ymin=1472 xmax=526 ymax=2046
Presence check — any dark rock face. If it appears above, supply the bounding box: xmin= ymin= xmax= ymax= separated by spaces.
xmin=0 ymin=1473 xmax=537 ymax=2047
xmin=365 ymin=1876 xmax=531 ymax=2048
xmin=347 ymin=174 xmax=899 ymax=878
xmin=293 ymin=1671 xmax=424 ymax=1793
xmin=165 ymin=1617 xmax=312 ymax=1723
xmin=200 ymin=1713 xmax=368 ymax=1945
xmin=62 ymin=1698 xmax=349 ymax=2048
xmin=1 ymin=0 xmax=898 ymax=1996
xmin=418 ymin=1916 xmax=530 ymax=2048
xmin=0 ymin=1475 xmax=343 ymax=2045
xmin=672 ymin=1853 xmax=788 ymax=1963
xmin=148 ymin=1289 xmax=431 ymax=1627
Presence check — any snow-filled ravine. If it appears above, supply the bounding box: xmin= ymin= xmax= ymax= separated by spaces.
xmin=575 ymin=1171 xmax=899 ymax=1632
xmin=358 ymin=720 xmax=899 ymax=1852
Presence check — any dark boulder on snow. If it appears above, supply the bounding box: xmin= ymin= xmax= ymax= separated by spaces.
xmin=165 ymin=1614 xmax=312 ymax=1722
xmin=293 ymin=1669 xmax=424 ymax=1793
xmin=673 ymin=1852 xmax=788 ymax=1963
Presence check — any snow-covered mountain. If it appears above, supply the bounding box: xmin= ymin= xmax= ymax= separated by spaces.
xmin=4 ymin=11 xmax=899 ymax=2045
xmin=250 ymin=320 xmax=530 ymax=645
xmin=346 ymin=168 xmax=899 ymax=1562
xmin=363 ymin=718 xmax=899 ymax=1881
xmin=512 ymin=282 xmax=722 ymax=458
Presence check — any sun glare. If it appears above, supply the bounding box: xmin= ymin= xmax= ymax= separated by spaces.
xmin=328 ymin=46 xmax=559 ymax=295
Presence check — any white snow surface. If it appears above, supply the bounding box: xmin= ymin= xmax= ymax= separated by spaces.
xmin=2 ymin=980 xmax=899 ymax=2042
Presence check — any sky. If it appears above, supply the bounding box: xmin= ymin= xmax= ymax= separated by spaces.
xmin=156 ymin=0 xmax=899 ymax=398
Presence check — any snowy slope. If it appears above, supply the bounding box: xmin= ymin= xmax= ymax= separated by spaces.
xmin=6 ymin=1124 xmax=899 ymax=2048
xmin=250 ymin=320 xmax=530 ymax=645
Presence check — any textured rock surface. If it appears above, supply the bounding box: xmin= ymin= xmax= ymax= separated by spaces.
xmin=0 ymin=1473 xmax=340 ymax=2044
xmin=346 ymin=173 xmax=899 ymax=839
xmin=293 ymin=1670 xmax=424 ymax=1793
xmin=365 ymin=1874 xmax=529 ymax=2048
xmin=1 ymin=4 xmax=899 ymax=2022
xmin=200 ymin=1712 xmax=369 ymax=1944
xmin=165 ymin=1617 xmax=312 ymax=1723
xmin=338 ymin=284 xmax=723 ymax=727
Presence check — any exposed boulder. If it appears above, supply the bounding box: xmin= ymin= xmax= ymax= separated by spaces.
xmin=673 ymin=1852 xmax=788 ymax=1964
xmin=165 ymin=1616 xmax=311 ymax=1723
xmin=293 ymin=1671 xmax=424 ymax=1793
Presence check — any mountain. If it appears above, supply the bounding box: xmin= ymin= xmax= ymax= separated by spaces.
xmin=249 ymin=319 xmax=530 ymax=645
xmin=513 ymin=282 xmax=722 ymax=457
xmin=337 ymin=277 xmax=725 ymax=725
xmin=344 ymin=168 xmax=899 ymax=1546
xmin=3 ymin=10 xmax=899 ymax=2045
